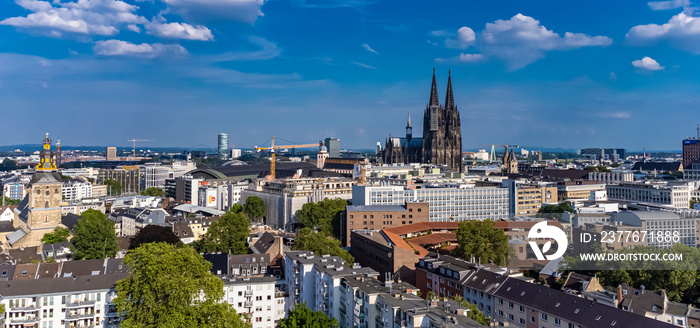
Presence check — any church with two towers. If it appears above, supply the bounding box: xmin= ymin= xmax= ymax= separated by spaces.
xmin=381 ymin=69 xmax=463 ymax=172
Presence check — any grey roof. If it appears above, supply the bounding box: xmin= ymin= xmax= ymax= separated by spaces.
xmin=172 ymin=204 xmax=225 ymax=216
xmin=36 ymin=262 xmax=61 ymax=279
xmin=614 ymin=211 xmax=680 ymax=222
xmin=8 ymin=246 xmax=42 ymax=264
xmin=29 ymin=171 xmax=63 ymax=185
xmin=188 ymin=162 xmax=343 ymax=181
xmin=342 ymin=275 xmax=416 ymax=295
xmin=6 ymin=229 xmax=26 ymax=246
xmin=632 ymin=162 xmax=683 ymax=171
xmin=463 ymin=268 xmax=508 ymax=294
xmin=251 ymin=232 xmax=277 ymax=254
xmin=0 ymin=272 xmax=127 ymax=297
xmin=313 ymin=261 xmax=377 ymax=278
xmin=221 ymin=275 xmax=276 ymax=286
xmin=666 ymin=301 xmax=690 ymax=316
xmin=346 ymin=205 xmax=407 ymax=212
xmin=494 ymin=279 xmax=676 ymax=328
xmin=0 ymin=221 xmax=15 ymax=233
xmin=60 ymin=259 xmax=106 ymax=278
xmin=104 ymin=258 xmax=129 ymax=274
xmin=0 ymin=264 xmax=16 ymax=281
xmin=540 ymin=169 xmax=590 ymax=181
xmin=619 ymin=284 xmax=665 ymax=315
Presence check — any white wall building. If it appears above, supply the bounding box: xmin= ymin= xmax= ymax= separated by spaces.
xmin=588 ymin=171 xmax=634 ymax=184
xmin=613 ymin=211 xmax=697 ymax=248
xmin=352 ymin=184 xmax=510 ymax=222
xmin=606 ymin=181 xmax=693 ymax=209
xmin=62 ymin=180 xmax=93 ymax=202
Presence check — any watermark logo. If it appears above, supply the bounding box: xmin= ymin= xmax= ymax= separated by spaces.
xmin=528 ymin=221 xmax=567 ymax=261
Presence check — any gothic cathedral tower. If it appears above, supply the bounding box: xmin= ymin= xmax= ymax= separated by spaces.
xmin=422 ymin=69 xmax=463 ymax=172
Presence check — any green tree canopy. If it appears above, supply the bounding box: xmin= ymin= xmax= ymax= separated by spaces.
xmin=243 ymin=196 xmax=266 ymax=223
xmin=71 ymin=209 xmax=119 ymax=260
xmin=41 ymin=227 xmax=71 ymax=245
xmin=2 ymin=196 xmax=20 ymax=206
xmin=279 ymin=302 xmax=338 ymax=328
xmin=538 ymin=202 xmax=573 ymax=214
xmin=453 ymin=296 xmax=491 ymax=326
xmin=140 ymin=187 xmax=166 ymax=197
xmin=193 ymin=210 xmax=250 ymax=255
xmin=296 ymin=198 xmax=348 ymax=239
xmin=129 ymin=225 xmax=180 ymax=249
xmin=104 ymin=179 xmax=122 ymax=196
xmin=452 ymin=220 xmax=509 ymax=266
xmin=0 ymin=158 xmax=19 ymax=172
xmin=293 ymin=228 xmax=354 ymax=267
xmin=114 ymin=242 xmax=250 ymax=328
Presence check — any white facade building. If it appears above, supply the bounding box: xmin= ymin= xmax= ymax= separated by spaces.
xmin=223 ymin=276 xmax=283 ymax=328
xmin=606 ymin=181 xmax=693 ymax=209
xmin=62 ymin=180 xmax=93 ymax=202
xmin=613 ymin=211 xmax=697 ymax=248
xmin=352 ymin=184 xmax=510 ymax=222
xmin=588 ymin=171 xmax=634 ymax=184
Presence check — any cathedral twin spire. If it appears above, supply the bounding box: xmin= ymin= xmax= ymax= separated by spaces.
xmin=427 ymin=68 xmax=455 ymax=110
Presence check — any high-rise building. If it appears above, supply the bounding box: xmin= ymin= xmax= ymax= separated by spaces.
xmin=381 ymin=69 xmax=462 ymax=172
xmin=324 ymin=137 xmax=340 ymax=158
xmin=106 ymin=147 xmax=117 ymax=161
xmin=683 ymin=139 xmax=700 ymax=169
xmin=218 ymin=133 xmax=229 ymax=160
xmin=580 ymin=148 xmax=626 ymax=162
xmin=55 ymin=137 xmax=62 ymax=168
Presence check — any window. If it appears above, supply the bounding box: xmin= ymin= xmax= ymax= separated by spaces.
xmin=541 ymin=314 xmax=548 ymax=321
xmin=519 ymin=305 xmax=524 ymax=313
xmin=497 ymin=310 xmax=504 ymax=317
xmin=508 ymin=314 xmax=514 ymax=321
xmin=554 ymin=318 xmax=561 ymax=326
xmin=508 ymin=302 xmax=513 ymax=309
xmin=519 ymin=318 xmax=525 ymax=325
xmin=530 ymin=316 xmax=535 ymax=323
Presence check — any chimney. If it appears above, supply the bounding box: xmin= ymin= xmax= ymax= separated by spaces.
xmin=641 ymin=285 xmax=645 ymax=294
xmin=616 ymin=285 xmax=623 ymax=305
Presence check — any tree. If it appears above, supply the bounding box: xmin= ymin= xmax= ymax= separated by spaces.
xmin=292 ymin=228 xmax=354 ymax=267
xmin=296 ymin=198 xmax=348 ymax=239
xmin=455 ymin=297 xmax=491 ymax=326
xmin=279 ymin=302 xmax=338 ymax=328
xmin=140 ymin=187 xmax=166 ymax=197
xmin=243 ymin=196 xmax=265 ymax=223
xmin=41 ymin=227 xmax=70 ymax=244
xmin=193 ymin=210 xmax=250 ymax=255
xmin=104 ymin=179 xmax=122 ymax=196
xmin=2 ymin=197 xmax=19 ymax=206
xmin=538 ymin=202 xmax=573 ymax=214
xmin=129 ymin=225 xmax=180 ymax=249
xmin=452 ymin=220 xmax=509 ymax=266
xmin=71 ymin=209 xmax=119 ymax=260
xmin=0 ymin=158 xmax=19 ymax=172
xmin=230 ymin=203 xmax=243 ymax=214
xmin=114 ymin=243 xmax=250 ymax=328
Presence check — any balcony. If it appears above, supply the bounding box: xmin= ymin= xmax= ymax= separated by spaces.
xmin=245 ymin=290 xmax=253 ymax=296
xmin=244 ymin=301 xmax=253 ymax=308
xmin=65 ymin=324 xmax=94 ymax=328
xmin=9 ymin=316 xmax=39 ymax=324
xmin=9 ymin=305 xmax=39 ymax=312
xmin=66 ymin=301 xmax=96 ymax=308
xmin=66 ymin=312 xmax=95 ymax=320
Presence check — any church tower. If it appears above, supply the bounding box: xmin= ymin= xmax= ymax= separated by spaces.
xmin=406 ymin=111 xmax=412 ymax=141
xmin=13 ymin=133 xmax=64 ymax=248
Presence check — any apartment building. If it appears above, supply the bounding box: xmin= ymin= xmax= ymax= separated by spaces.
xmin=557 ymin=181 xmax=606 ymax=202
xmin=62 ymin=180 xmax=92 ymax=202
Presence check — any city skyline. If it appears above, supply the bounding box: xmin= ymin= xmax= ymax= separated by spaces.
xmin=2 ymin=0 xmax=700 ymax=150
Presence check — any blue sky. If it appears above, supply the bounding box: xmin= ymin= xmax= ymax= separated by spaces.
xmin=1 ymin=0 xmax=700 ymax=151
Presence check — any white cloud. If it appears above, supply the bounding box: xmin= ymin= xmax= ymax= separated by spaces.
xmin=478 ymin=14 xmax=612 ymax=69
xmin=632 ymin=56 xmax=665 ymax=70
xmin=162 ymin=0 xmax=266 ymax=24
xmin=434 ymin=14 xmax=611 ymax=70
xmin=146 ymin=21 xmax=213 ymax=41
xmin=445 ymin=27 xmax=475 ymax=49
xmin=208 ymin=36 xmax=281 ymax=61
xmin=352 ymin=62 xmax=376 ymax=69
xmin=362 ymin=43 xmax=378 ymax=54
xmin=597 ymin=111 xmax=632 ymax=119
xmin=0 ymin=0 xmax=146 ymax=37
xmin=648 ymin=0 xmax=690 ymax=10
xmin=627 ymin=12 xmax=700 ymax=54
xmin=94 ymin=40 xmax=187 ymax=58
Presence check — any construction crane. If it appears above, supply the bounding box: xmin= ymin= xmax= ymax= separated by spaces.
xmin=462 ymin=151 xmax=477 ymax=166
xmin=254 ymin=136 xmax=318 ymax=179
xmin=127 ymin=139 xmax=151 ymax=157
xmin=478 ymin=144 xmax=520 ymax=163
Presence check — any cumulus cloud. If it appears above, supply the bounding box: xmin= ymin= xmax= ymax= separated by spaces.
xmin=648 ymin=0 xmax=690 ymax=10
xmin=627 ymin=12 xmax=700 ymax=54
xmin=632 ymin=56 xmax=665 ymax=70
xmin=0 ymin=0 xmax=146 ymax=37
xmin=94 ymin=39 xmax=187 ymax=58
xmin=362 ymin=43 xmax=378 ymax=54
xmin=478 ymin=14 xmax=612 ymax=69
xmin=162 ymin=0 xmax=266 ymax=24
xmin=445 ymin=27 xmax=475 ymax=49
xmin=434 ymin=14 xmax=611 ymax=70
xmin=146 ymin=21 xmax=213 ymax=41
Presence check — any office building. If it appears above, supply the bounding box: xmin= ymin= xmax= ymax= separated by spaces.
xmin=141 ymin=163 xmax=170 ymax=189
xmin=685 ymin=161 xmax=700 ymax=180
xmin=501 ymin=180 xmax=558 ymax=216
xmin=587 ymin=171 xmax=634 ymax=184
xmin=343 ymin=202 xmax=429 ymax=246
xmin=98 ymin=166 xmax=141 ymax=194
xmin=324 ymin=137 xmax=340 ymax=158
xmin=231 ymin=148 xmax=242 ymax=159
xmin=557 ymin=181 xmax=606 ymax=202
xmin=581 ymin=148 xmax=626 ymax=162
xmin=218 ymin=133 xmax=229 ymax=160
xmin=241 ymin=178 xmax=353 ymax=230
xmin=105 ymin=147 xmax=117 ymax=161
xmin=352 ymin=184 xmax=510 ymax=222
xmin=613 ymin=211 xmax=697 ymax=248
xmin=684 ymin=137 xmax=700 ymax=169
xmin=606 ymin=181 xmax=693 ymax=209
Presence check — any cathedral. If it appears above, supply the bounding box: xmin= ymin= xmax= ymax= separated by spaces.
xmin=381 ymin=69 xmax=463 ymax=172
